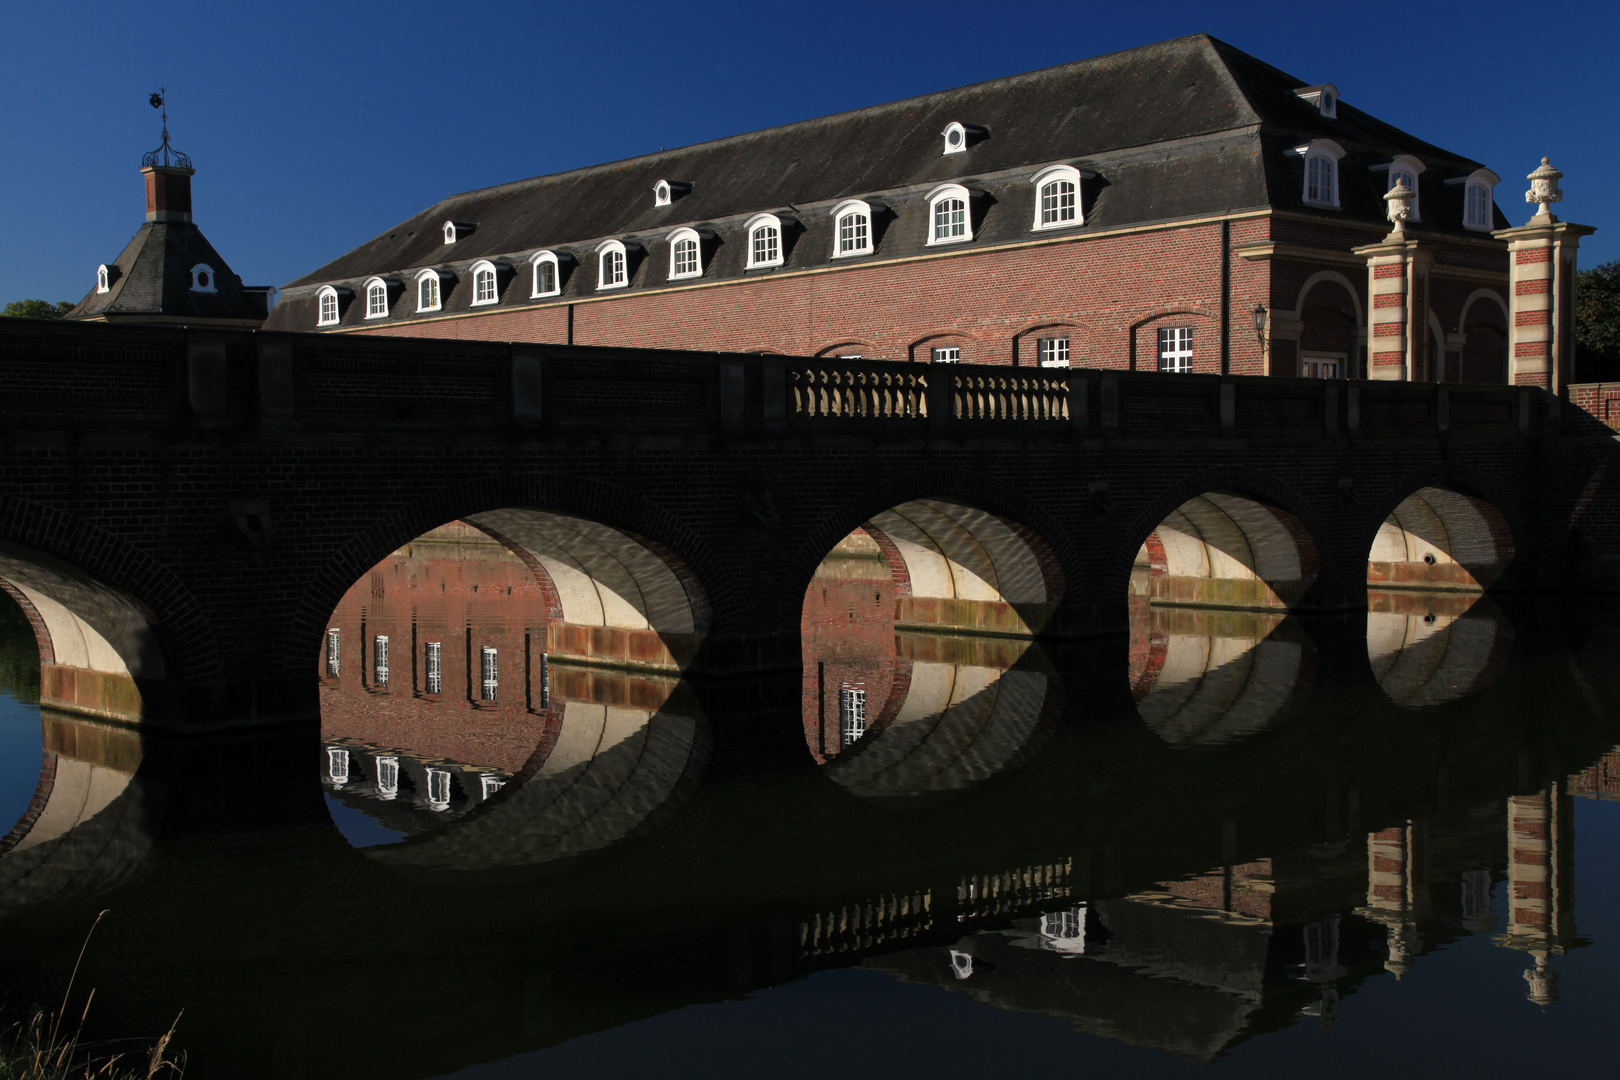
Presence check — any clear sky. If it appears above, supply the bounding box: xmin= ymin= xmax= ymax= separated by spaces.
xmin=2 ymin=0 xmax=1613 ymax=307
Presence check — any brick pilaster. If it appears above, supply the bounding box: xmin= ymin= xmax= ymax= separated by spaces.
xmin=1353 ymin=234 xmax=1436 ymax=381
xmin=1493 ymin=217 xmax=1595 ymax=393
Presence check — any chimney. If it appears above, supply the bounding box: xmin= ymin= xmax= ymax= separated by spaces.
xmin=143 ymin=164 xmax=194 ymax=223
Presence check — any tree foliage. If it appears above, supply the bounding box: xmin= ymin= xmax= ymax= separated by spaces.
xmin=0 ymin=300 xmax=74 ymax=320
xmin=1576 ymin=259 xmax=1620 ymax=382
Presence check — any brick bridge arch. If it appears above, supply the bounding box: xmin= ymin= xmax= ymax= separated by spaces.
xmin=1363 ymin=463 xmax=1522 ymax=593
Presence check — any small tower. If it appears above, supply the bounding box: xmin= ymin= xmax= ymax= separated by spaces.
xmin=65 ymin=91 xmax=276 ymax=325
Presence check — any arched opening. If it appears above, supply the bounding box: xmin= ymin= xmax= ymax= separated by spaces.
xmin=1131 ymin=607 xmax=1315 ymax=747
xmin=318 ymin=512 xmax=709 ymax=851
xmin=1367 ymin=592 xmax=1513 ymax=708
xmin=1132 ymin=492 xmax=1320 ymax=612
xmin=801 ymin=499 xmax=1063 ymax=797
xmin=1368 ymin=486 xmax=1515 ymax=592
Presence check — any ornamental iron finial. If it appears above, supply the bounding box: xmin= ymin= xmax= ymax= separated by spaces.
xmin=1384 ymin=178 xmax=1416 ymax=233
xmin=1525 ymin=156 xmax=1562 ymax=219
xmin=141 ymin=88 xmax=193 ymax=171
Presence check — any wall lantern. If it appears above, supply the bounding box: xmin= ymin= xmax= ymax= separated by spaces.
xmin=1252 ymin=304 xmax=1268 ymax=351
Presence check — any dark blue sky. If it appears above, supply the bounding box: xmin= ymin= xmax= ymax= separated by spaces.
xmin=4 ymin=0 xmax=1613 ymax=306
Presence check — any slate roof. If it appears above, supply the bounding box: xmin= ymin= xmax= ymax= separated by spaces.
xmin=67 ymin=219 xmax=268 ymax=323
xmin=269 ymin=34 xmax=1502 ymax=332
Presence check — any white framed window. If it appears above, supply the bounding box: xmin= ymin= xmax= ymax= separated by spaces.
xmin=1041 ymin=907 xmax=1086 ymax=941
xmin=667 ymin=227 xmax=702 ymax=280
xmin=1031 ymin=165 xmax=1083 ymax=230
xmin=926 ymin=184 xmax=972 ymax=245
xmin=840 ymin=686 xmax=866 ymax=747
xmin=373 ymin=634 xmax=390 ymax=686
xmin=325 ymin=629 xmax=341 ymax=677
xmin=470 ymin=260 xmax=499 ymax=306
xmin=424 ymin=641 xmax=442 ymax=694
xmin=480 ymin=646 xmax=498 ymax=701
xmin=1454 ymin=168 xmax=1501 ymax=232
xmin=1301 ymin=355 xmax=1343 ymax=379
xmin=190 ymin=264 xmax=216 ymax=294
xmin=375 ymin=755 xmax=399 ymax=799
xmin=1038 ymin=337 xmax=1070 ymax=367
xmin=652 ymin=179 xmax=689 ymax=206
xmin=327 ymin=746 xmax=349 ymax=786
xmin=836 ymin=353 xmax=864 ymax=360
xmin=317 ymin=286 xmax=340 ymax=326
xmin=1294 ymin=139 xmax=1346 ymax=208
xmin=443 ymin=220 xmax=474 ymax=244
xmin=931 ymin=346 xmax=961 ymax=363
xmin=481 ymin=774 xmax=505 ymax=799
xmin=364 ymin=277 xmax=390 ymax=319
xmin=597 ymin=240 xmax=628 ymax=289
xmin=831 ymin=199 xmax=874 ymax=257
xmin=96 ymin=265 xmax=111 ymax=294
xmin=746 ymin=213 xmax=784 ymax=269
xmin=940 ymin=121 xmax=982 ymax=155
xmin=426 ymin=768 xmax=452 ymax=811
xmin=1158 ymin=327 xmax=1193 ymax=373
xmin=415 ymin=269 xmax=441 ymax=313
xmin=530 ymin=250 xmax=561 ymax=297
xmin=1295 ymin=83 xmax=1339 ymax=118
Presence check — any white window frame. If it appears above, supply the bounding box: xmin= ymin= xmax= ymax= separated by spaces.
xmin=480 ymin=646 xmax=498 ymax=701
xmin=931 ymin=346 xmax=961 ymax=363
xmin=745 ymin=213 xmax=784 ymax=269
xmin=529 ymin=250 xmax=561 ymax=297
xmin=926 ymin=184 xmax=973 ymax=246
xmin=1038 ymin=336 xmax=1070 ymax=367
xmin=1292 ymin=139 xmax=1346 ymax=209
xmin=373 ymin=634 xmax=390 ymax=686
xmin=375 ymin=755 xmax=399 ymax=799
xmin=941 ymin=121 xmax=969 ymax=155
xmin=415 ymin=269 xmax=441 ymax=313
xmin=1158 ymin=326 xmax=1194 ymax=373
xmin=1031 ymin=165 xmax=1083 ymax=230
xmin=327 ymin=746 xmax=350 ymax=786
xmin=654 ymin=180 xmax=672 ymax=206
xmin=424 ymin=641 xmax=442 ymax=694
xmin=1295 ymin=84 xmax=1339 ymax=118
xmin=443 ymin=220 xmax=472 ymax=244
xmin=1455 ymin=168 xmax=1502 ymax=232
xmin=190 ymin=263 xmax=216 ymax=294
xmin=96 ymin=265 xmax=110 ymax=294
xmin=363 ymin=277 xmax=390 ymax=320
xmin=597 ymin=240 xmax=628 ymax=289
xmin=426 ymin=767 xmax=452 ymax=811
xmin=667 ymin=227 xmax=703 ymax=280
xmin=839 ymin=686 xmax=867 ymax=747
xmin=325 ymin=629 xmax=341 ymax=677
xmin=317 ymin=286 xmax=340 ymax=327
xmin=1301 ymin=353 xmax=1345 ymax=379
xmin=469 ymin=260 xmax=499 ymax=306
xmin=480 ymin=774 xmax=505 ymax=799
xmin=831 ymin=199 xmax=874 ymax=257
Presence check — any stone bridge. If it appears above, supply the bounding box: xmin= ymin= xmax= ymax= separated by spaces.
xmin=0 ymin=318 xmax=1614 ymax=731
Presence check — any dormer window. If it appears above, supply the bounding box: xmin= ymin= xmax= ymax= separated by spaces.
xmin=363 ymin=277 xmax=390 ymax=319
xmin=1377 ymin=155 xmax=1427 ymax=221
xmin=470 ymin=260 xmax=499 ymax=305
xmin=653 ymin=179 xmax=691 ymax=207
xmin=530 ymin=250 xmax=562 ymax=297
xmin=926 ymin=184 xmax=974 ymax=245
xmin=940 ymin=122 xmax=984 ymax=155
xmin=746 ymin=214 xmax=784 ymax=269
xmin=1448 ymin=168 xmax=1502 ymax=231
xmin=1292 ymin=139 xmax=1346 ymax=208
xmin=831 ymin=200 xmax=874 ymax=257
xmin=95 ymin=265 xmax=111 ymax=294
xmin=597 ymin=240 xmax=628 ymax=289
xmin=667 ymin=227 xmax=703 ymax=280
xmin=1295 ymin=83 xmax=1340 ymax=118
xmin=317 ymin=286 xmax=340 ymax=326
xmin=443 ymin=220 xmax=476 ymax=244
xmin=190 ymin=264 xmax=216 ymax=294
xmin=1031 ymin=165 xmax=1085 ymax=230
xmin=415 ymin=269 xmax=442 ymax=313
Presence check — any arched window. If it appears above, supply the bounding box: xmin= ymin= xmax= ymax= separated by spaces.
xmin=470 ymin=260 xmax=499 ymax=306
xmin=597 ymin=240 xmax=628 ymax=289
xmin=927 ymin=184 xmax=973 ymax=245
xmin=652 ymin=179 xmax=689 ymax=207
xmin=363 ymin=277 xmax=389 ymax=319
xmin=530 ymin=251 xmax=561 ymax=297
xmin=415 ymin=269 xmax=441 ymax=313
xmin=1031 ymin=165 xmax=1083 ymax=230
xmin=667 ymin=227 xmax=702 ymax=280
xmin=1294 ymin=139 xmax=1346 ymax=208
xmin=746 ymin=214 xmax=784 ymax=269
xmin=190 ymin=264 xmax=216 ymax=294
xmin=1384 ymin=155 xmax=1426 ymax=221
xmin=1454 ymin=168 xmax=1501 ymax=231
xmin=831 ymin=200 xmax=873 ymax=257
xmin=443 ymin=220 xmax=475 ymax=244
xmin=317 ymin=286 xmax=340 ymax=326
xmin=95 ymin=265 xmax=110 ymax=294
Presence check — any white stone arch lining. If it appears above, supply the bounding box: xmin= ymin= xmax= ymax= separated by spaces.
xmin=464 ymin=509 xmax=706 ymax=637
xmin=0 ymin=547 xmax=164 ymax=681
xmin=1459 ymin=288 xmax=1510 ymax=330
xmin=1144 ymin=492 xmax=1318 ymax=608
xmin=1369 ymin=485 xmax=1516 ymax=580
xmin=865 ymin=499 xmax=1056 ymax=607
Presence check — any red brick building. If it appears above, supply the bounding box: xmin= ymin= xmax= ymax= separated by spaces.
xmin=268 ymin=35 xmax=1543 ymax=387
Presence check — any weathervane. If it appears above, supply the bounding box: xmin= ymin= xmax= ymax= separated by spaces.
xmin=142 ymin=87 xmax=192 ymax=170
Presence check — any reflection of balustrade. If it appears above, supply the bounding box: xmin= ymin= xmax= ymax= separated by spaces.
xmin=791 ymin=367 xmax=927 ymax=419
xmin=798 ymin=891 xmax=932 ymax=957
xmin=958 ymin=859 xmax=1074 ymax=921
xmin=951 ymin=373 xmax=1070 ymax=422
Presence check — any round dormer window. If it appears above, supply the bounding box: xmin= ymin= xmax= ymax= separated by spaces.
xmin=1322 ymin=91 xmax=1334 ymax=112
xmin=189 ymin=264 xmax=216 ymax=294
xmin=197 ymin=270 xmax=209 ymax=288
xmin=946 ymin=128 xmax=963 ymax=149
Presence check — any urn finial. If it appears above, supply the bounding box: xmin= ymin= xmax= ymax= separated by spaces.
xmin=1525 ymin=156 xmax=1563 ymax=220
xmin=1384 ymin=178 xmax=1416 ymax=233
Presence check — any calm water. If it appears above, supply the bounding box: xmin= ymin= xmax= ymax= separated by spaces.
xmin=3 ymin=559 xmax=1620 ymax=1078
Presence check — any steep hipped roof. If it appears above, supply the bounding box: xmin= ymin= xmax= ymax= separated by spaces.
xmin=67 ymin=219 xmax=268 ymax=323
xmin=271 ymin=34 xmax=1497 ymax=330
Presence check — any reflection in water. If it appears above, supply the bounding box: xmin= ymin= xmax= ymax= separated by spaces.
xmin=1367 ymin=590 xmax=1513 ymax=708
